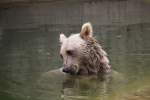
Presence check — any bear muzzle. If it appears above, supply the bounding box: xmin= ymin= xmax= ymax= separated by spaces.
xmin=62 ymin=64 xmax=78 ymax=75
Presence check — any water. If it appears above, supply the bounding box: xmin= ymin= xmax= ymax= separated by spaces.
xmin=0 ymin=1 xmax=150 ymax=100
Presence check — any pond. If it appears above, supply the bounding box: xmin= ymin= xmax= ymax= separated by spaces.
xmin=0 ymin=1 xmax=150 ymax=100
xmin=0 ymin=24 xmax=150 ymax=100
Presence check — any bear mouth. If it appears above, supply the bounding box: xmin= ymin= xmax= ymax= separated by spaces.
xmin=62 ymin=65 xmax=79 ymax=75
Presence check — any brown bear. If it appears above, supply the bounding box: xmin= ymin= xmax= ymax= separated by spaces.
xmin=59 ymin=22 xmax=111 ymax=75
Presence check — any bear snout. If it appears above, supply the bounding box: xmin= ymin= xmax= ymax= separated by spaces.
xmin=62 ymin=65 xmax=78 ymax=75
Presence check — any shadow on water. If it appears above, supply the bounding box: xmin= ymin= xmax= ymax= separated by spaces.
xmin=0 ymin=0 xmax=150 ymax=100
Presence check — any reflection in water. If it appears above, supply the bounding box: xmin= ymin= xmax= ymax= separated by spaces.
xmin=0 ymin=0 xmax=150 ymax=100
xmin=36 ymin=69 xmax=150 ymax=100
xmin=62 ymin=74 xmax=111 ymax=100
xmin=37 ymin=70 xmax=123 ymax=100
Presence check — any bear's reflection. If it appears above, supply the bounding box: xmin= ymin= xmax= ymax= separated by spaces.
xmin=36 ymin=70 xmax=124 ymax=100
xmin=61 ymin=74 xmax=112 ymax=100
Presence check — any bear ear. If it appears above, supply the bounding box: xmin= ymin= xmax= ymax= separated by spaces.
xmin=59 ymin=33 xmax=67 ymax=43
xmin=80 ymin=22 xmax=93 ymax=39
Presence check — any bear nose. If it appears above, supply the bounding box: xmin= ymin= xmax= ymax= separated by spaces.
xmin=62 ymin=65 xmax=77 ymax=75
xmin=62 ymin=67 xmax=70 ymax=73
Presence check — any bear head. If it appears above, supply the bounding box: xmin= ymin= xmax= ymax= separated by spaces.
xmin=59 ymin=22 xmax=111 ymax=75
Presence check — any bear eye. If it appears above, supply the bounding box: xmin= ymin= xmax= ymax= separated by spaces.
xmin=66 ymin=50 xmax=74 ymax=56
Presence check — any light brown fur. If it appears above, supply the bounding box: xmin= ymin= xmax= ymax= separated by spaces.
xmin=80 ymin=37 xmax=111 ymax=75
xmin=59 ymin=22 xmax=111 ymax=75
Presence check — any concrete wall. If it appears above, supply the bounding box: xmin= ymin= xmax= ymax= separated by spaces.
xmin=0 ymin=0 xmax=150 ymax=29
xmin=0 ymin=0 xmax=150 ymax=71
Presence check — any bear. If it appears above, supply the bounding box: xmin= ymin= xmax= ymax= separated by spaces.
xmin=59 ymin=22 xmax=111 ymax=75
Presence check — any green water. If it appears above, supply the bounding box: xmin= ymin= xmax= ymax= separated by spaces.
xmin=0 ymin=26 xmax=150 ymax=100
xmin=0 ymin=1 xmax=150 ymax=100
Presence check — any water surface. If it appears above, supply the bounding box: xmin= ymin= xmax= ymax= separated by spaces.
xmin=0 ymin=1 xmax=150 ymax=100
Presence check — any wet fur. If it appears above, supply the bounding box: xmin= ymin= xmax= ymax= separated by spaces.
xmin=79 ymin=37 xmax=111 ymax=75
xmin=60 ymin=22 xmax=111 ymax=75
